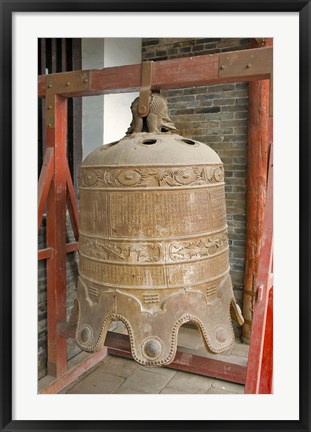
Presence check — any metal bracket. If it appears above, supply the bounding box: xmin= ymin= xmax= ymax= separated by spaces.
xmin=219 ymin=46 xmax=273 ymax=116
xmin=45 ymin=71 xmax=90 ymax=128
xmin=137 ymin=61 xmax=153 ymax=117
xmin=219 ymin=46 xmax=272 ymax=80
xmin=254 ymin=38 xmax=266 ymax=47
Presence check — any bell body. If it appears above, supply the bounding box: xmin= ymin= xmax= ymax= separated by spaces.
xmin=76 ymin=129 xmax=242 ymax=366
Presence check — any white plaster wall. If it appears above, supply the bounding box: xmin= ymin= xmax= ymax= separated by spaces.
xmin=81 ymin=38 xmax=141 ymax=158
xmin=103 ymin=39 xmax=141 ymax=143
xmin=81 ymin=38 xmax=105 ymax=158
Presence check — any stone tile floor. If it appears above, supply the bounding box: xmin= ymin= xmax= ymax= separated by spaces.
xmin=60 ymin=324 xmax=248 ymax=394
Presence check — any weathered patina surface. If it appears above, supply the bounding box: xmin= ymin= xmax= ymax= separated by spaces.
xmin=76 ymin=94 xmax=243 ymax=366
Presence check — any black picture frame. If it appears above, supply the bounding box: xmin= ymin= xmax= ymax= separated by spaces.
xmin=1 ymin=1 xmax=310 ymax=431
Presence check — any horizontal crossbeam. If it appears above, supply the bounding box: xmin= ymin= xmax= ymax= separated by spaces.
xmin=38 ymin=47 xmax=272 ymax=98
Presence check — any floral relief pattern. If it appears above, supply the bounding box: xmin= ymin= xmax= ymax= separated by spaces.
xmin=79 ymin=165 xmax=224 ymax=189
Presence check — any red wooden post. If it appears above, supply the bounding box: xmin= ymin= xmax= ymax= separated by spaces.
xmin=258 ymin=288 xmax=273 ymax=393
xmin=38 ymin=147 xmax=54 ymax=232
xmin=244 ymin=145 xmax=273 ymax=394
xmin=242 ymin=38 xmax=273 ymax=342
xmin=65 ymin=163 xmax=79 ymax=241
xmin=46 ymin=94 xmax=68 ymax=377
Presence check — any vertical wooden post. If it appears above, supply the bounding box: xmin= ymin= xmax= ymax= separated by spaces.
xmin=258 ymin=288 xmax=273 ymax=393
xmin=242 ymin=38 xmax=273 ymax=342
xmin=46 ymin=94 xmax=68 ymax=377
xmin=244 ymin=145 xmax=273 ymax=393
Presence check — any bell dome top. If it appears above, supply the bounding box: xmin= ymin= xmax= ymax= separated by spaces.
xmin=82 ymin=93 xmax=222 ymax=167
xmin=81 ymin=132 xmax=222 ymax=167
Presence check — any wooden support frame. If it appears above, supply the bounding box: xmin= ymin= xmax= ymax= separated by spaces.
xmin=38 ymin=47 xmax=272 ymax=97
xmin=38 ymin=44 xmax=273 ymax=393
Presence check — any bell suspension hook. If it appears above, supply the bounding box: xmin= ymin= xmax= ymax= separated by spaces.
xmin=137 ymin=61 xmax=153 ymax=118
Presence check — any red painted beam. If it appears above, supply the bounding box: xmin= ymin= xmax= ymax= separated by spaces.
xmin=167 ymin=352 xmax=246 ymax=385
xmin=38 ymin=47 xmax=272 ymax=98
xmin=244 ymin=144 xmax=273 ymax=394
xmin=46 ymin=95 xmax=68 ymax=378
xmin=38 ymin=147 xmax=54 ymax=233
xmin=258 ymin=288 xmax=273 ymax=394
xmin=242 ymin=38 xmax=273 ymax=342
xmin=37 ymin=244 xmax=78 ymax=261
xmin=65 ymin=163 xmax=79 ymax=241
xmin=65 ymin=241 xmax=79 ymax=254
xmin=38 ymin=247 xmax=53 ymax=261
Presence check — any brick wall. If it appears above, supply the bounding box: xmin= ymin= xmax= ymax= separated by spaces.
xmin=142 ymin=38 xmax=250 ymax=310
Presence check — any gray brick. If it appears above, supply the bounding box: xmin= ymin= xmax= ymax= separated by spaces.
xmin=195 ymin=107 xmax=220 ymax=114
xmin=192 ymin=44 xmax=204 ymax=52
xmin=221 ymin=105 xmax=248 ymax=113
xmin=196 ymin=93 xmax=221 ymax=101
xmin=236 ymin=97 xmax=249 ymax=105
xmin=207 ymin=84 xmax=235 ymax=92
xmin=234 ymin=112 xmax=248 ymax=119
xmin=213 ymin=98 xmax=236 ymax=106
xmin=198 ymin=38 xmax=221 ymax=44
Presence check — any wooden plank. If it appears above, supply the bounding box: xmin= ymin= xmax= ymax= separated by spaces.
xmin=38 ymin=147 xmax=54 ymax=233
xmin=242 ymin=38 xmax=273 ymax=342
xmin=258 ymin=288 xmax=273 ymax=394
xmin=244 ymin=144 xmax=273 ymax=394
xmin=167 ymin=352 xmax=246 ymax=384
xmin=39 ymin=348 xmax=108 ymax=394
xmin=106 ymin=332 xmax=246 ymax=385
xmin=65 ymin=241 xmax=79 ymax=254
xmin=38 ymin=244 xmax=78 ymax=261
xmin=38 ymin=247 xmax=53 ymax=261
xmin=46 ymin=95 xmax=68 ymax=378
xmin=38 ymin=47 xmax=273 ymax=98
xmin=151 ymin=53 xmax=219 ymax=90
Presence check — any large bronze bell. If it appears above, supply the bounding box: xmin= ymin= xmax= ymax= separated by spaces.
xmin=75 ymin=93 xmax=244 ymax=366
